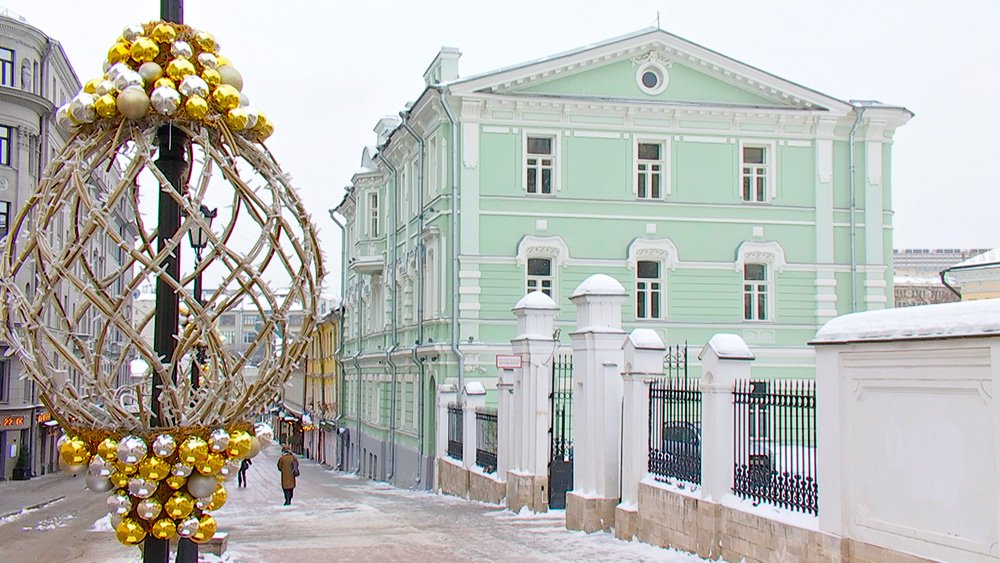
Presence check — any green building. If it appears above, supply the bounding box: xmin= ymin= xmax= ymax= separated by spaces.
xmin=330 ymin=28 xmax=911 ymax=487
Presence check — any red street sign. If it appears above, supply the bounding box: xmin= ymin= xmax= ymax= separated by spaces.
xmin=495 ymin=354 xmax=523 ymax=370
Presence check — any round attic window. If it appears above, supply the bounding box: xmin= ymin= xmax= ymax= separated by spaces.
xmin=636 ymin=62 xmax=668 ymax=95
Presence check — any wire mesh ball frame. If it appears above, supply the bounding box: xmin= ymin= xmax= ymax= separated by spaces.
xmin=0 ymin=118 xmax=324 ymax=434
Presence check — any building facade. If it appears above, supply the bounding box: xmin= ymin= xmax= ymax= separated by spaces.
xmin=331 ymin=28 xmax=911 ymax=487
xmin=0 ymin=10 xmax=135 ymax=480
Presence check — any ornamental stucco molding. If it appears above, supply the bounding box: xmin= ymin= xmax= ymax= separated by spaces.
xmin=626 ymin=237 xmax=680 ymax=271
xmin=734 ymin=240 xmax=787 ymax=273
xmin=515 ymin=235 xmax=571 ymax=268
xmin=631 ymin=50 xmax=673 ymax=69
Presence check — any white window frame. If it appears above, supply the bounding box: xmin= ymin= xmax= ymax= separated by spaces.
xmin=522 ymin=130 xmax=560 ymax=195
xmin=526 ymin=257 xmax=554 ymax=298
xmin=738 ymin=140 xmax=776 ymax=203
xmin=734 ymin=240 xmax=785 ymax=323
xmin=633 ymin=136 xmax=670 ymax=198
xmin=635 ymin=259 xmax=664 ymax=320
xmin=516 ymin=235 xmax=571 ymax=303
xmin=367 ymin=191 xmax=380 ymax=238
xmin=742 ymin=263 xmax=770 ymax=322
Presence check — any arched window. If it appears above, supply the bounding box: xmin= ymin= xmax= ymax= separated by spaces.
xmin=516 ymin=235 xmax=571 ymax=303
xmin=627 ymin=238 xmax=678 ymax=320
xmin=734 ymin=241 xmax=786 ymax=322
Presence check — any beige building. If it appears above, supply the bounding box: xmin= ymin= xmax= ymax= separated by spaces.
xmin=941 ymin=248 xmax=1000 ymax=301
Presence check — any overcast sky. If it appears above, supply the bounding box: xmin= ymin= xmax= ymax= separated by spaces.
xmin=3 ymin=0 xmax=997 ymax=294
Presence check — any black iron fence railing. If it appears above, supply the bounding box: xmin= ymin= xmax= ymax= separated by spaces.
xmin=447 ymin=403 xmax=463 ymax=461
xmin=475 ymin=408 xmax=498 ymax=473
xmin=648 ymin=375 xmax=702 ymax=485
xmin=733 ymin=379 xmax=818 ymax=515
xmin=663 ymin=342 xmax=688 ymax=379
xmin=549 ymin=353 xmax=574 ymax=463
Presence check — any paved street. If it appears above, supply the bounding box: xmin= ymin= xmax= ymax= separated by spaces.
xmin=0 ymin=445 xmax=710 ymax=562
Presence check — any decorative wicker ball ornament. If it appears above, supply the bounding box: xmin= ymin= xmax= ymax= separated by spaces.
xmin=0 ymin=21 xmax=321 ymax=547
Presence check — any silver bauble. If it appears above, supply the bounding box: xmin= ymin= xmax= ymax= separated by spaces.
xmin=122 ymin=24 xmax=143 ymax=42
xmin=113 ymin=69 xmax=144 ymax=92
xmin=254 ymin=422 xmax=274 ymax=445
xmin=179 ymin=75 xmax=209 ymax=99
xmin=244 ymin=107 xmax=259 ymax=130
xmin=89 ymin=455 xmax=113 ymax=478
xmin=151 ymin=87 xmax=181 ymax=116
xmin=171 ymin=463 xmax=193 ymax=477
xmin=176 ymin=516 xmax=199 ymax=538
xmin=116 ymin=86 xmax=150 ymax=120
xmin=186 ymin=472 xmax=217 ymax=499
xmin=208 ymin=428 xmax=230 ymax=452
xmin=107 ymin=492 xmax=132 ymax=515
xmin=170 ymin=41 xmax=193 ymax=59
xmin=109 ymin=512 xmax=123 ymax=529
xmin=68 ymin=93 xmax=97 ymax=124
xmin=95 ymin=79 xmax=116 ymax=96
xmin=197 ymin=52 xmax=217 ymax=70
xmin=151 ymin=434 xmax=177 ymax=458
xmin=55 ymin=105 xmax=75 ymax=132
xmin=85 ymin=470 xmax=114 ymax=493
xmin=106 ymin=62 xmax=131 ymax=82
xmin=136 ymin=498 xmax=163 ymax=520
xmin=218 ymin=461 xmax=239 ymax=482
xmin=117 ymin=435 xmax=148 ymax=465
xmin=128 ymin=477 xmax=157 ymax=499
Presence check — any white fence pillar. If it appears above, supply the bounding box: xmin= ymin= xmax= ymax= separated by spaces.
xmin=699 ymin=334 xmax=754 ymax=502
xmin=496 ymin=371 xmax=513 ymax=480
xmin=462 ymin=381 xmax=486 ymax=470
xmin=567 ymin=274 xmax=627 ymax=532
xmin=435 ymin=384 xmax=458 ymax=461
xmin=507 ymin=291 xmax=558 ymax=513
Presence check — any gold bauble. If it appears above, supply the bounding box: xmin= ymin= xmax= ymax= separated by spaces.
xmin=257 ymin=121 xmax=275 ymax=141
xmin=138 ymin=62 xmax=163 ymax=84
xmin=83 ymin=78 xmax=101 ymax=94
xmin=193 ymin=31 xmax=217 ymax=53
xmin=165 ymin=475 xmax=187 ymax=490
xmin=154 ymin=77 xmax=177 ymax=90
xmin=217 ymin=65 xmax=243 ymax=91
xmin=164 ymin=492 xmax=195 ymax=519
xmin=151 ymin=24 xmax=177 ymax=44
xmin=129 ymin=38 xmax=159 ymax=64
xmin=94 ymin=94 xmax=118 ymax=119
xmin=115 ymin=518 xmax=147 ymax=545
xmin=206 ymin=485 xmax=227 ymax=511
xmin=177 ymin=436 xmax=210 ymax=466
xmin=191 ymin=514 xmax=217 ymax=544
xmin=201 ymin=68 xmax=221 ymax=88
xmin=109 ymin=471 xmax=130 ymax=488
xmin=60 ymin=438 xmax=90 ymax=466
xmin=225 ymin=108 xmax=250 ymax=130
xmin=216 ymin=55 xmax=230 ymax=67
xmin=184 ymin=96 xmax=209 ymax=121
xmin=107 ymin=42 xmax=130 ymax=64
xmin=97 ymin=438 xmax=119 ymax=462
xmin=116 ymin=87 xmax=150 ymax=120
xmin=226 ymin=430 xmax=253 ymax=459
xmin=211 ymin=84 xmax=240 ymax=112
xmin=138 ymin=456 xmax=171 ymax=481
xmin=252 ymin=113 xmax=269 ymax=132
xmin=115 ymin=461 xmax=138 ymax=475
xmin=166 ymin=58 xmax=197 ymax=82
xmin=195 ymin=453 xmax=225 ymax=476
xmin=150 ymin=518 xmax=177 ymax=540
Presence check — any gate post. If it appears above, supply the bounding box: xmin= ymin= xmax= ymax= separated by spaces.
xmin=434 ymin=383 xmax=458 ymax=491
xmin=507 ymin=291 xmax=558 ymax=513
xmin=615 ymin=329 xmax=665 ymax=540
xmin=496 ymin=370 xmax=513 ymax=480
xmin=462 ymin=381 xmax=486 ymax=470
xmin=567 ymin=274 xmax=627 ymax=533
xmin=699 ymin=334 xmax=754 ymax=503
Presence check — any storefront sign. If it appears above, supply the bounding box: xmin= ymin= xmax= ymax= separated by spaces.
xmin=1 ymin=415 xmax=28 ymax=430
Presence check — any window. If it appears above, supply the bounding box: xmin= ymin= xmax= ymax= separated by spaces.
xmin=636 ymin=260 xmax=662 ymax=319
xmin=741 ymin=145 xmax=768 ymax=202
xmin=220 ymin=313 xmax=236 ymax=326
xmin=635 ymin=56 xmax=669 ymax=95
xmin=243 ymin=331 xmax=257 ymax=344
xmin=0 ymin=125 xmax=11 ymax=166
xmin=0 ymin=48 xmax=13 ymax=87
xmin=243 ymin=313 xmax=260 ymax=326
xmin=526 ymin=258 xmax=552 ymax=297
xmin=0 ymin=201 xmax=9 ymax=239
xmin=368 ymin=192 xmax=380 ymax=238
xmin=743 ymin=263 xmax=769 ymax=321
xmin=636 ymin=142 xmax=665 ymax=199
xmin=525 ymin=136 xmax=554 ymax=195
xmin=0 ymin=361 xmax=8 ymax=402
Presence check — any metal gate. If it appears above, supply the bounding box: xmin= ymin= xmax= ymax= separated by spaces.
xmin=548 ymin=353 xmax=573 ymax=509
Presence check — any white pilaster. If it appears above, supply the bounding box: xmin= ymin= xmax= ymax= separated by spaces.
xmin=619 ymin=329 xmax=666 ymax=508
xmin=699 ymin=334 xmax=755 ymax=502
xmin=496 ymin=371 xmax=513 ymax=480
xmin=462 ymin=381 xmax=486 ymax=470
xmin=435 ymin=384 xmax=457 ymax=460
xmin=509 ymin=291 xmax=558 ymax=476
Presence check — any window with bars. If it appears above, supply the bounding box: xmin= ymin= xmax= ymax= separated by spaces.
xmin=526 ymin=257 xmax=553 ymax=297
xmin=636 ymin=142 xmax=664 ymax=199
xmin=525 ymin=136 xmax=554 ymax=195
xmin=743 ymin=263 xmax=769 ymax=321
xmin=636 ymin=260 xmax=663 ymax=319
xmin=741 ymin=146 xmax=768 ymax=202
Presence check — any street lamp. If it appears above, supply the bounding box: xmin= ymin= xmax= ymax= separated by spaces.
xmin=187 ymin=204 xmax=216 ymax=390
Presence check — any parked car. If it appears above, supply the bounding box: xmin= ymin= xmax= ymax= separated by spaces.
xmin=659 ymin=422 xmax=774 ymax=486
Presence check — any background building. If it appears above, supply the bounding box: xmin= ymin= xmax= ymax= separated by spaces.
xmin=331 ymin=28 xmax=912 ymax=488
xmin=0 ymin=9 xmax=135 ymax=480
xmin=939 ymin=248 xmax=1000 ymax=301
xmin=891 ymin=248 xmax=986 ymax=307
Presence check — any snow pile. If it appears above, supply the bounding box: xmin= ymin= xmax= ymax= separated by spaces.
xmin=815 ymin=298 xmax=1000 ymax=343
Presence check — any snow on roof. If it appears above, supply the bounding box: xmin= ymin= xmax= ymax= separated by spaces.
xmin=625 ymin=328 xmax=664 ymax=350
xmin=571 ymin=274 xmax=625 ymax=298
xmin=513 ymin=291 xmax=557 ymax=310
xmin=952 ymin=248 xmax=1000 ymax=269
xmin=893 ymin=275 xmax=944 ymax=285
xmin=814 ymin=298 xmax=1000 ymax=344
xmin=698 ymin=333 xmax=754 ymax=360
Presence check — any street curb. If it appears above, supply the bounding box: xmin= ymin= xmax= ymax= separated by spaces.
xmin=0 ymin=495 xmax=65 ymax=520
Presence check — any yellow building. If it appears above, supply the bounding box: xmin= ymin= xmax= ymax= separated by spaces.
xmin=303 ymin=309 xmax=341 ymax=465
xmin=942 ymin=249 xmax=1000 ymax=301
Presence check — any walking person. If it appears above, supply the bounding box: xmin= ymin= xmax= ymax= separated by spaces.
xmin=237 ymin=457 xmax=252 ymax=487
xmin=277 ymin=447 xmax=299 ymax=505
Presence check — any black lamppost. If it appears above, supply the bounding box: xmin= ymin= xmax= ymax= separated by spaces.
xmin=187 ymin=204 xmax=217 ymax=389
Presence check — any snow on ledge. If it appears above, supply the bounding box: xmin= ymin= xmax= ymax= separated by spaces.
xmin=571 ymin=274 xmax=625 ymax=298
xmin=814 ymin=298 xmax=1000 ymax=344
xmin=698 ymin=333 xmax=754 ymax=360
xmin=626 ymin=328 xmax=664 ymax=350
xmin=513 ymin=290 xmax=557 ymax=310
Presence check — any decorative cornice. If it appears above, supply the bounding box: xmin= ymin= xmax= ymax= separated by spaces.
xmin=515 ymin=234 xmax=571 ymax=267
xmin=734 ymin=240 xmax=787 ymax=272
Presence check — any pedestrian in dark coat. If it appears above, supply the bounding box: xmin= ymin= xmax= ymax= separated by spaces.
xmin=277 ymin=448 xmax=298 ymax=505
xmin=238 ymin=457 xmax=252 ymax=487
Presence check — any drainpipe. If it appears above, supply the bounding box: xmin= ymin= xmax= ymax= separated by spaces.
xmin=848 ymin=105 xmax=866 ymax=313
xmin=399 ymin=112 xmax=426 ymax=484
xmin=378 ymin=152 xmax=400 ymax=481
xmin=327 ymin=203 xmax=348 ymax=466
xmin=434 ymin=86 xmax=464 ymax=398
